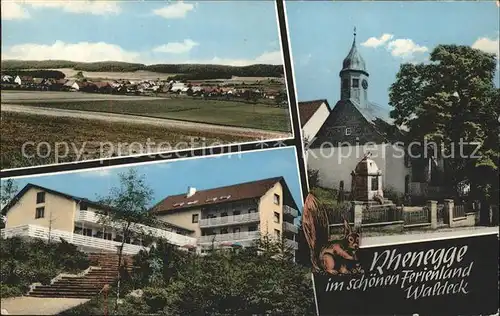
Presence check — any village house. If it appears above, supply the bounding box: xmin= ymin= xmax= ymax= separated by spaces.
xmin=150 ymin=177 xmax=300 ymax=256
xmin=298 ymin=99 xmax=330 ymax=144
xmin=2 ymin=75 xmax=13 ymax=83
xmin=1 ymin=184 xmax=197 ymax=255
xmin=14 ymin=75 xmax=33 ymax=86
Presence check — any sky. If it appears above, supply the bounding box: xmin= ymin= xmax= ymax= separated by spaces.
xmin=286 ymin=1 xmax=499 ymax=108
xmin=1 ymin=0 xmax=283 ymax=66
xmin=1 ymin=147 xmax=304 ymax=211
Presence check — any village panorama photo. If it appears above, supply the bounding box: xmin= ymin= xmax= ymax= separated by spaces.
xmin=0 ymin=1 xmax=292 ymax=170
xmin=286 ymin=0 xmax=499 ymax=267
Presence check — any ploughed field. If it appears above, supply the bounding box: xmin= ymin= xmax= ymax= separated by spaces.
xmin=0 ymin=91 xmax=291 ymax=132
xmin=1 ymin=111 xmax=251 ymax=170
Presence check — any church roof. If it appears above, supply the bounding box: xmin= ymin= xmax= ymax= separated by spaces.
xmin=341 ymin=30 xmax=367 ymax=74
xmin=308 ymin=99 xmax=403 ymax=148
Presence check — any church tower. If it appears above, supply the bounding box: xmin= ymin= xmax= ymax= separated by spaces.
xmin=340 ymin=28 xmax=369 ymax=108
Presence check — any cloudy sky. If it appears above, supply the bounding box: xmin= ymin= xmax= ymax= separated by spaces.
xmin=287 ymin=1 xmax=499 ymax=108
xmin=1 ymin=0 xmax=283 ymax=66
xmin=1 ymin=147 xmax=304 ymax=210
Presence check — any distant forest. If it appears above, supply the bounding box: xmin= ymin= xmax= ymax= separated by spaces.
xmin=1 ymin=60 xmax=284 ymax=78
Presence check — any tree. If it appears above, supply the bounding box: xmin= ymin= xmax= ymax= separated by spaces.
xmin=1 ymin=179 xmax=19 ymax=229
xmin=75 ymin=71 xmax=85 ymax=80
xmin=389 ymin=45 xmax=499 ymax=218
xmin=96 ymin=169 xmax=154 ymax=311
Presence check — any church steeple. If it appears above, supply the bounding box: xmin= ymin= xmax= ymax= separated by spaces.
xmin=341 ymin=27 xmax=367 ymax=75
xmin=339 ymin=27 xmax=369 ymax=108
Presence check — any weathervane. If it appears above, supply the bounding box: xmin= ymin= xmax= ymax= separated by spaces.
xmin=354 ymin=26 xmax=357 ymax=39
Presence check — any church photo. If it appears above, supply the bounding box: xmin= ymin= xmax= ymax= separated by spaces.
xmin=286 ymin=1 xmax=499 ymax=240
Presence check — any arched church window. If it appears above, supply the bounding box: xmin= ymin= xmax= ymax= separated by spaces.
xmin=352 ymin=79 xmax=359 ymax=88
xmin=371 ymin=176 xmax=379 ymax=191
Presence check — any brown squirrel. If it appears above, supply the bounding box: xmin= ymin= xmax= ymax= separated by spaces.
xmin=302 ymin=193 xmax=363 ymax=275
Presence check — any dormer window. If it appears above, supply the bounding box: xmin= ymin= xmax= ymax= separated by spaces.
xmin=352 ymin=79 xmax=359 ymax=88
xmin=345 ymin=128 xmax=352 ymax=136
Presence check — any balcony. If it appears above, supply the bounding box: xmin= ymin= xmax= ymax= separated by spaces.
xmin=198 ymin=230 xmax=260 ymax=244
xmin=284 ymin=222 xmax=298 ymax=234
xmin=283 ymin=205 xmax=299 ymax=218
xmin=199 ymin=212 xmax=260 ymax=228
xmin=1 ymin=224 xmax=147 ymax=255
xmin=285 ymin=239 xmax=298 ymax=250
xmin=75 ymin=210 xmax=196 ymax=247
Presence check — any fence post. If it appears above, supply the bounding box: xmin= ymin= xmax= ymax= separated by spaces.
xmin=444 ymin=199 xmax=454 ymax=227
xmin=427 ymin=200 xmax=438 ymax=229
xmin=352 ymin=201 xmax=363 ymax=231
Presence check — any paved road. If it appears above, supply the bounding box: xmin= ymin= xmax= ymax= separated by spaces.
xmin=0 ymin=297 xmax=89 ymax=315
xmin=2 ymin=104 xmax=290 ymax=140
xmin=361 ymin=226 xmax=499 ymax=248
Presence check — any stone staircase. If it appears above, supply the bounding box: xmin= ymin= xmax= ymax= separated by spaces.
xmin=28 ymin=252 xmax=134 ymax=299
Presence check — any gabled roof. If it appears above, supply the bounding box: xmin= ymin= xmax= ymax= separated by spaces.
xmin=1 ymin=183 xmax=108 ymax=215
xmin=298 ymin=99 xmax=330 ymax=127
xmin=150 ymin=177 xmax=299 ymax=214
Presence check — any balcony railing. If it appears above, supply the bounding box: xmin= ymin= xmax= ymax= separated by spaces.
xmin=1 ymin=224 xmax=147 ymax=255
xmin=285 ymin=239 xmax=298 ymax=250
xmin=283 ymin=222 xmax=298 ymax=234
xmin=198 ymin=230 xmax=260 ymax=244
xmin=283 ymin=205 xmax=299 ymax=218
xmin=76 ymin=210 xmax=196 ymax=247
xmin=199 ymin=212 xmax=260 ymax=228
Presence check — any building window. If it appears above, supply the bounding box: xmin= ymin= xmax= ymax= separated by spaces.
xmin=80 ymin=202 xmax=88 ymax=210
xmin=352 ymin=78 xmax=359 ymax=88
xmin=36 ymin=192 xmax=45 ymax=204
xmin=103 ymin=233 xmax=113 ymax=240
xmin=221 ymin=228 xmax=228 ymax=234
xmin=371 ymin=176 xmax=379 ymax=191
xmin=233 ymin=210 xmax=241 ymax=216
xmin=273 ymin=211 xmax=280 ymax=223
xmin=248 ymin=225 xmax=257 ymax=232
xmin=83 ymin=228 xmax=93 ymax=237
xmin=35 ymin=207 xmax=45 ymax=219
xmin=345 ymin=128 xmax=352 ymax=136
xmin=221 ymin=212 xmax=228 ymax=217
xmin=233 ymin=227 xmax=240 ymax=233
xmin=248 ymin=208 xmax=257 ymax=213
xmin=192 ymin=214 xmax=199 ymax=223
xmin=273 ymin=194 xmax=280 ymax=205
xmin=274 ymin=229 xmax=281 ymax=238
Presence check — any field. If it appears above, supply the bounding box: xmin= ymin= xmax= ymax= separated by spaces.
xmin=1 ymin=91 xmax=291 ymax=132
xmin=52 ymin=68 xmax=179 ymax=80
xmin=1 ymin=112 xmax=251 ymax=170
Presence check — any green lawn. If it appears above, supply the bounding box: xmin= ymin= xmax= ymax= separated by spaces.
xmin=6 ymin=98 xmax=291 ymax=132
